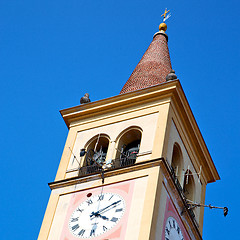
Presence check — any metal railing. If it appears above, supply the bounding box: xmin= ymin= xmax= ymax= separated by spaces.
xmin=78 ymin=157 xmax=136 ymax=176
xmin=166 ymin=160 xmax=197 ymax=222
xmin=169 ymin=165 xmax=184 ymax=194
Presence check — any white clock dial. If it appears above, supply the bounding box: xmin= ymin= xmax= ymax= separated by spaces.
xmin=165 ymin=216 xmax=184 ymax=240
xmin=68 ymin=192 xmax=125 ymax=238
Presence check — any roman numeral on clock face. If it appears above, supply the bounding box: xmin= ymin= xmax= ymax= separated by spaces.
xmin=110 ymin=217 xmax=118 ymax=222
xmin=168 ymin=220 xmax=172 ymax=228
xmin=76 ymin=208 xmax=83 ymax=213
xmin=90 ymin=229 xmax=95 ymax=236
xmin=72 ymin=224 xmax=79 ymax=231
xmin=98 ymin=194 xmax=104 ymax=201
xmin=78 ymin=229 xmax=85 ymax=236
xmin=71 ymin=217 xmax=79 ymax=222
xmin=165 ymin=226 xmax=170 ymax=235
xmin=86 ymin=199 xmax=93 ymax=205
xmin=103 ymin=225 xmax=107 ymax=231
xmin=115 ymin=208 xmax=123 ymax=212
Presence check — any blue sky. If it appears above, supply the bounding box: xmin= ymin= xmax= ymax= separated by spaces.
xmin=0 ymin=0 xmax=239 ymax=239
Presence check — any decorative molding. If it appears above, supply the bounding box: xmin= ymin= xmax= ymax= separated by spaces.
xmin=49 ymin=158 xmax=163 ymax=190
xmin=137 ymin=150 xmax=152 ymax=157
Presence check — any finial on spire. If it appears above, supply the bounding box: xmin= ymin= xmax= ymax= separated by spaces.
xmin=161 ymin=8 xmax=171 ymax=22
xmin=159 ymin=8 xmax=171 ymax=32
xmin=159 ymin=23 xmax=167 ymax=32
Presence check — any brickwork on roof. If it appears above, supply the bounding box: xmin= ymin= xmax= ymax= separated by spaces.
xmin=120 ymin=33 xmax=172 ymax=94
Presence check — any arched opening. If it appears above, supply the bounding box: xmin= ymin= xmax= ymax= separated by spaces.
xmin=115 ymin=127 xmax=142 ymax=167
xmin=171 ymin=143 xmax=184 ymax=185
xmin=183 ymin=170 xmax=195 ymax=202
xmin=83 ymin=134 xmax=110 ymax=167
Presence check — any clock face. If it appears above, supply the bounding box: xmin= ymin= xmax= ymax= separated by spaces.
xmin=68 ymin=192 xmax=126 ymax=238
xmin=165 ymin=216 xmax=184 ymax=240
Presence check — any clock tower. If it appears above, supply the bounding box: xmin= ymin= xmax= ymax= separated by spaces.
xmin=38 ymin=20 xmax=219 ymax=240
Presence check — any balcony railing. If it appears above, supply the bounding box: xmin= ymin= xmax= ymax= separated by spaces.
xmin=169 ymin=165 xmax=184 ymax=194
xmin=166 ymin=160 xmax=197 ymax=224
xmin=78 ymin=157 xmax=136 ymax=176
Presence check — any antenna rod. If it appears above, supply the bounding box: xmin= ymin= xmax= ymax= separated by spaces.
xmin=198 ymin=166 xmax=202 ymax=183
xmin=186 ymin=199 xmax=228 ymax=216
xmin=69 ymin=147 xmax=81 ymax=165
xmin=186 ymin=165 xmax=190 ymax=184
xmin=115 ymin=147 xmax=127 ymax=157
xmin=94 ymin=134 xmax=101 ymax=152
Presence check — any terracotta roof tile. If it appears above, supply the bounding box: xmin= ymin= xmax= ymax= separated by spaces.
xmin=120 ymin=32 xmax=172 ymax=94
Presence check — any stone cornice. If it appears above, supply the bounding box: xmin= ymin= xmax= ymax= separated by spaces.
xmin=60 ymin=81 xmax=176 ymax=128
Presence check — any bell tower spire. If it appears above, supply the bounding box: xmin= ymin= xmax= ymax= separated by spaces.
xmin=120 ymin=17 xmax=172 ymax=94
xmin=38 ymin=10 xmax=220 ymax=240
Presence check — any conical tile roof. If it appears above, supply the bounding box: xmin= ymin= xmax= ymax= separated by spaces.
xmin=120 ymin=28 xmax=172 ymax=94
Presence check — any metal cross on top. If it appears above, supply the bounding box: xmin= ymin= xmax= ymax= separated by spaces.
xmin=161 ymin=8 xmax=171 ymax=22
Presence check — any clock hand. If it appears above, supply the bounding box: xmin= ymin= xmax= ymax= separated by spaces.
xmin=98 ymin=200 xmax=121 ymax=214
xmin=90 ymin=200 xmax=121 ymax=217
xmin=99 ymin=215 xmax=109 ymax=220
xmin=94 ymin=204 xmax=120 ymax=216
xmin=91 ymin=213 xmax=109 ymax=220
